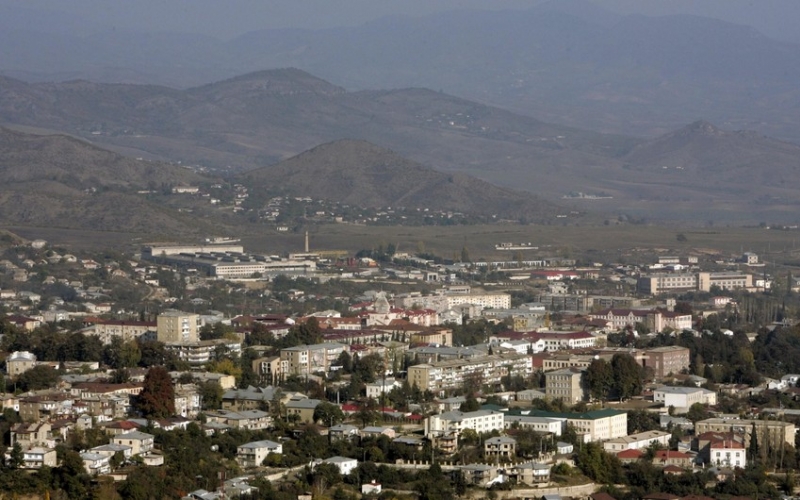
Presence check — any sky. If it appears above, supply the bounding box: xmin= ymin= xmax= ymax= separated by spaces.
xmin=2 ymin=0 xmax=799 ymax=42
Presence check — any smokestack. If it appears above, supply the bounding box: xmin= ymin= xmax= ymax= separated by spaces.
xmin=305 ymin=230 xmax=309 ymax=253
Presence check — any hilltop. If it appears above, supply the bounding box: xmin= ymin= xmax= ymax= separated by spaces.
xmin=238 ymin=139 xmax=563 ymax=221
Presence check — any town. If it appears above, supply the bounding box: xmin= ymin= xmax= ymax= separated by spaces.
xmin=1 ymin=237 xmax=799 ymax=500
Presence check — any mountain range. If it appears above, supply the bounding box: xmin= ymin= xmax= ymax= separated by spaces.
xmin=2 ymin=68 xmax=800 ymax=224
xmin=2 ymin=1 xmax=800 ymax=144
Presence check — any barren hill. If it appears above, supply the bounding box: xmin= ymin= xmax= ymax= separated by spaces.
xmin=238 ymin=139 xmax=562 ymax=221
xmin=0 ymin=127 xmax=216 ymax=234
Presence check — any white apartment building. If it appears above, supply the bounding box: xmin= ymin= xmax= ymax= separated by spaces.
xmin=280 ymin=343 xmax=347 ymax=376
xmin=503 ymin=415 xmax=563 ymax=436
xmin=365 ymin=379 xmax=401 ymax=400
xmin=237 ymin=440 xmax=283 ymax=468
xmin=503 ymin=409 xmax=628 ymax=443
xmin=445 ymin=293 xmax=511 ymax=310
xmin=653 ymin=386 xmax=717 ymax=410
xmin=424 ymin=410 xmax=504 ymax=437
xmin=637 ymin=273 xmax=697 ymax=295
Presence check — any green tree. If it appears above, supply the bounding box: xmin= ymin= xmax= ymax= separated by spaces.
xmin=17 ymin=364 xmax=59 ymax=391
xmin=686 ymin=402 xmax=710 ymax=423
xmin=199 ymin=380 xmax=224 ymax=410
xmin=584 ymin=359 xmax=613 ymax=400
xmin=134 ymin=366 xmax=175 ymax=418
xmin=313 ymin=401 xmax=345 ymax=426
xmin=610 ymin=353 xmax=643 ymax=400
xmin=8 ymin=442 xmax=23 ymax=468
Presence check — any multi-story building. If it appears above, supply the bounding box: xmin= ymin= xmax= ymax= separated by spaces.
xmin=642 ymin=346 xmax=691 ymax=379
xmin=89 ymin=320 xmax=156 ymax=344
xmin=503 ymin=409 xmax=627 ymax=442
xmin=638 ymin=273 xmax=697 ymax=295
xmin=709 ymin=439 xmax=746 ymax=468
xmin=408 ymin=353 xmax=532 ymax=393
xmin=156 ymin=310 xmax=199 ymax=345
xmin=236 ymin=440 xmax=282 ymax=468
xmin=697 ymin=272 xmax=753 ymax=292
xmin=695 ymin=418 xmax=794 ymax=447
xmin=252 ymin=356 xmax=282 ymax=385
xmin=589 ymin=309 xmax=692 ymax=333
xmin=280 ymin=343 xmax=347 ymax=376
xmin=445 ymin=293 xmax=511 ymax=310
xmin=6 ymin=351 xmax=37 ymax=377
xmin=484 ymin=436 xmax=517 ymax=459
xmin=653 ymin=386 xmax=717 ymax=410
xmin=545 ymin=367 xmax=587 ymax=404
xmin=503 ymin=414 xmax=563 ymax=435
xmin=424 ymin=410 xmax=505 ymax=437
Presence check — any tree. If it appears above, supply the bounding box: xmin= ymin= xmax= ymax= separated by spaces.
xmin=8 ymin=442 xmax=23 ymax=469
xmin=17 ymin=364 xmax=59 ymax=391
xmin=313 ymin=401 xmax=345 ymax=426
xmin=686 ymin=402 xmax=710 ymax=423
xmin=748 ymin=422 xmax=760 ymax=462
xmin=584 ymin=359 xmax=613 ymax=401
xmin=610 ymin=354 xmax=644 ymax=400
xmin=135 ymin=366 xmax=175 ymax=418
xmin=199 ymin=380 xmax=224 ymax=410
xmin=459 ymin=395 xmax=481 ymax=412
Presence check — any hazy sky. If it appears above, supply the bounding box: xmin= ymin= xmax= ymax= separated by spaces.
xmin=2 ymin=0 xmax=799 ymax=42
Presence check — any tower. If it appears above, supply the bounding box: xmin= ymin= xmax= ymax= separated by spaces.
xmin=304 ymin=230 xmax=309 ymax=253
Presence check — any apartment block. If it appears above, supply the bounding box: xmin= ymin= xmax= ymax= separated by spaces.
xmin=545 ymin=367 xmax=587 ymax=404
xmin=279 ymin=343 xmax=347 ymax=376
xmin=695 ymin=418 xmax=794 ymax=447
xmin=408 ymin=353 xmax=532 ymax=393
xmin=425 ymin=409 xmax=505 ymax=437
xmin=156 ymin=310 xmax=200 ymax=345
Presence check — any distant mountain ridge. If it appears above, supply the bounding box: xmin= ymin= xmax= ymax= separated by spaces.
xmin=2 ymin=2 xmax=800 ymax=142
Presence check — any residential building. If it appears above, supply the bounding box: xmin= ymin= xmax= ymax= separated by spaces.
xmin=695 ymin=418 xmax=794 ymax=447
xmin=484 ymin=436 xmax=516 ymax=459
xmin=503 ymin=409 xmax=628 ymax=442
xmin=237 ymin=440 xmax=283 ymax=468
xmin=329 ymin=424 xmax=359 ymax=440
xmin=710 ymin=439 xmax=746 ymax=468
xmin=545 ymin=367 xmax=587 ymax=404
xmin=6 ymin=351 xmax=37 ymax=377
xmin=589 ymin=309 xmax=692 ymax=333
xmin=445 ymin=293 xmax=511 ymax=310
xmin=425 ymin=410 xmax=504 ymax=437
xmin=642 ymin=346 xmax=691 ymax=379
xmin=285 ymin=398 xmax=321 ymax=423
xmin=458 ymin=464 xmax=499 ymax=486
xmin=22 ymin=448 xmax=57 ymax=469
xmin=252 ymin=356 xmax=282 ymax=385
xmin=511 ymin=462 xmax=551 ymax=485
xmin=408 ymin=353 xmax=532 ymax=393
xmin=638 ymin=273 xmax=698 ymax=295
xmin=11 ymin=422 xmax=51 ymax=448
xmin=206 ymin=410 xmax=273 ymax=431
xmin=603 ymin=430 xmax=671 ymax=452
xmin=365 ymin=379 xmax=401 ymax=400
xmin=323 ymin=456 xmax=358 ymax=476
xmin=653 ymin=386 xmax=716 ymax=410
xmin=89 ymin=320 xmax=155 ymax=344
xmin=653 ymin=450 xmax=693 ymax=468
xmin=361 ymin=426 xmax=396 ymax=439
xmin=112 ymin=431 xmax=154 ymax=456
xmin=280 ymin=343 xmax=347 ymax=376
xmin=697 ymin=272 xmax=753 ymax=293
xmin=81 ymin=452 xmax=112 ymax=475
xmin=157 ymin=310 xmax=199 ymax=345
xmin=516 ymin=389 xmax=546 ymax=401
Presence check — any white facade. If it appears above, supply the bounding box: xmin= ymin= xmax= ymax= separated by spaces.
xmin=653 ymin=386 xmax=717 ymax=410
xmin=324 ymin=456 xmax=358 ymax=476
xmin=503 ymin=415 xmax=563 ymax=435
xmin=365 ymin=379 xmax=401 ymax=400
xmin=710 ymin=441 xmax=746 ymax=468
xmin=237 ymin=440 xmax=283 ymax=468
xmin=425 ymin=410 xmax=504 ymax=437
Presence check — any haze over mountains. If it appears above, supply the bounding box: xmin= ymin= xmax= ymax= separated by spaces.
xmin=2 ymin=67 xmax=800 ymax=224
xmin=2 ymin=1 xmax=800 ymax=144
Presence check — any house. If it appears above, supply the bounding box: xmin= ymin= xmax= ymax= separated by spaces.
xmin=484 ymin=436 xmax=516 ymax=459
xmin=11 ymin=422 xmax=51 ymax=448
xmin=710 ymin=439 xmax=746 ymax=468
xmin=329 ymin=424 xmax=360 ymax=440
xmin=365 ymin=379 xmax=401 ymax=400
xmin=425 ymin=410 xmax=504 ymax=437
xmin=511 ymin=462 xmax=550 ymax=485
xmin=361 ymin=426 xmax=396 ymax=439
xmin=206 ymin=410 xmax=273 ymax=431
xmin=90 ymin=443 xmax=133 ymax=460
xmin=323 ymin=456 xmax=358 ymax=476
xmin=112 ymin=431 xmax=154 ymax=456
xmin=458 ymin=464 xmax=499 ymax=487
xmin=653 ymin=450 xmax=693 ymax=468
xmin=556 ymin=441 xmax=573 ymax=454
xmin=616 ymin=449 xmax=644 ymax=464
xmin=361 ymin=481 xmax=382 ymax=495
xmin=285 ymin=398 xmax=321 ymax=423
xmin=22 ymin=447 xmax=57 ymax=469
xmin=603 ymin=430 xmax=671 ymax=452
xmin=80 ymin=451 xmax=112 ymax=475
xmin=237 ymin=440 xmax=283 ymax=468
xmin=6 ymin=351 xmax=38 ymax=377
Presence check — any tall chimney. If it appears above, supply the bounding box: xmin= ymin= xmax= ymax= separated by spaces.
xmin=305 ymin=230 xmax=309 ymax=253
